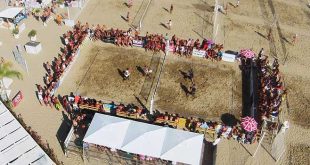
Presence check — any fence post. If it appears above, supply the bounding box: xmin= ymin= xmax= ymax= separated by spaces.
xmin=139 ymin=20 xmax=142 ymax=30
xmin=253 ymin=132 xmax=266 ymax=157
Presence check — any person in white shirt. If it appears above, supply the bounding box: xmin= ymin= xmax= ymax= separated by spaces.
xmin=167 ymin=20 xmax=172 ymax=30
xmin=123 ymin=68 xmax=130 ymax=80
xmin=236 ymin=0 xmax=240 ymax=7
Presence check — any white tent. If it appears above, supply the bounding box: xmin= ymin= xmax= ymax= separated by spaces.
xmin=0 ymin=7 xmax=24 ymax=19
xmin=0 ymin=101 xmax=55 ymax=165
xmin=83 ymin=113 xmax=204 ymax=165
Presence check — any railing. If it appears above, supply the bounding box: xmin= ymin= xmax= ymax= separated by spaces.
xmin=64 ymin=126 xmax=75 ymax=156
xmin=131 ymin=0 xmax=152 ymax=30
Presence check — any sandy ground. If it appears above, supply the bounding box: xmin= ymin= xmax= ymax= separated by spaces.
xmin=58 ymin=41 xmax=242 ymax=120
xmin=0 ymin=0 xmax=309 ymax=165
xmin=57 ymin=42 xmax=154 ymax=104
xmin=155 ymin=58 xmax=241 ymax=119
xmin=216 ymin=0 xmax=310 ymax=164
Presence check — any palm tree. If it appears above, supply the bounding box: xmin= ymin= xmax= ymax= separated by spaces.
xmin=0 ymin=62 xmax=23 ymax=79
xmin=0 ymin=62 xmax=23 ymax=100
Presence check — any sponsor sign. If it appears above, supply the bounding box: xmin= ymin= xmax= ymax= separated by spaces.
xmin=192 ymin=49 xmax=206 ymax=58
xmin=12 ymin=91 xmax=23 ymax=107
xmin=103 ymin=37 xmax=115 ymax=43
xmin=132 ymin=40 xmax=144 ymax=47
xmin=64 ymin=19 xmax=75 ymax=27
xmin=222 ymin=53 xmax=236 ymax=62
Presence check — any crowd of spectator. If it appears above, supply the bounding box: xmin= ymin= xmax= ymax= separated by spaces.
xmin=62 ymin=93 xmax=257 ymax=145
xmin=37 ymin=22 xmax=87 ymax=109
xmin=256 ymin=53 xmax=285 ymax=124
xmin=85 ymin=22 xmax=224 ymax=59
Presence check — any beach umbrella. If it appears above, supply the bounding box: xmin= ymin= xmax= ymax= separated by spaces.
xmin=221 ymin=113 xmax=238 ymax=126
xmin=241 ymin=116 xmax=257 ymax=132
xmin=239 ymin=49 xmax=255 ymax=59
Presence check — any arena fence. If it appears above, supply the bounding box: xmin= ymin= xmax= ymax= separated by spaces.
xmin=139 ymin=52 xmax=161 ymax=101
xmin=213 ymin=0 xmax=219 ymax=42
xmin=131 ymin=0 xmax=152 ymax=30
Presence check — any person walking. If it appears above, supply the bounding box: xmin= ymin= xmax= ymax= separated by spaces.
xmin=167 ymin=20 xmax=172 ymax=30
xmin=258 ymin=48 xmax=264 ymax=58
xmin=170 ymin=4 xmax=173 ymax=14
xmin=128 ymin=0 xmax=133 ymax=8
xmin=56 ymin=14 xmax=62 ymax=26
xmin=292 ymin=34 xmax=298 ymax=46
xmin=54 ymin=96 xmax=61 ymax=110
xmin=236 ymin=0 xmax=240 ymax=7
xmin=126 ymin=12 xmax=130 ymax=22
xmin=38 ymin=89 xmax=43 ymax=105
xmin=267 ymin=28 xmax=272 ymax=41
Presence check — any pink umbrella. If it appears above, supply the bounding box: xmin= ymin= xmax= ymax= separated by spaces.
xmin=241 ymin=116 xmax=258 ymax=132
xmin=240 ymin=49 xmax=255 ymax=59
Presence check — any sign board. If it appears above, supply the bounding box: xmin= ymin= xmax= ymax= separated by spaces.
xmin=25 ymin=41 xmax=42 ymax=54
xmin=222 ymin=53 xmax=236 ymax=62
xmin=64 ymin=19 xmax=75 ymax=27
xmin=13 ymin=49 xmax=29 ymax=74
xmin=12 ymin=91 xmax=23 ymax=107
xmin=167 ymin=44 xmax=174 ymax=52
xmin=103 ymin=37 xmax=115 ymax=43
xmin=19 ymin=23 xmax=26 ymax=33
xmin=192 ymin=49 xmax=206 ymax=58
xmin=132 ymin=40 xmax=143 ymax=47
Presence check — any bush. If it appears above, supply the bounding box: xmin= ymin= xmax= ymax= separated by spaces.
xmin=28 ymin=30 xmax=37 ymax=37
xmin=34 ymin=8 xmax=40 ymax=14
xmin=12 ymin=28 xmax=19 ymax=35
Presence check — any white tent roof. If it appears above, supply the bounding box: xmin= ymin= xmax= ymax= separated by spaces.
xmin=0 ymin=101 xmax=55 ymax=165
xmin=84 ymin=113 xmax=204 ymax=165
xmin=0 ymin=7 xmax=24 ymax=19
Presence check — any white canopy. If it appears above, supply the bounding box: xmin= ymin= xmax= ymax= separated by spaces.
xmin=0 ymin=7 xmax=24 ymax=19
xmin=84 ymin=113 xmax=204 ymax=165
xmin=0 ymin=101 xmax=55 ymax=165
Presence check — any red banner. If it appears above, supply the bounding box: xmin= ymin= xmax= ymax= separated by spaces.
xmin=12 ymin=91 xmax=23 ymax=107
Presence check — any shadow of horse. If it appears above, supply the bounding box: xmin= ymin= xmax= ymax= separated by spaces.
xmin=136 ymin=66 xmax=145 ymax=76
xmin=180 ymin=83 xmax=189 ymax=96
xmin=121 ymin=15 xmax=128 ymax=22
xmin=117 ymin=68 xmax=125 ymax=80
xmin=179 ymin=70 xmax=190 ymax=80
xmin=160 ymin=22 xmax=168 ymax=29
xmin=254 ymin=31 xmax=267 ymax=40
xmin=162 ymin=7 xmax=169 ymax=13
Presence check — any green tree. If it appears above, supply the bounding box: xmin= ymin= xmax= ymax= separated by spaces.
xmin=0 ymin=62 xmax=23 ymax=80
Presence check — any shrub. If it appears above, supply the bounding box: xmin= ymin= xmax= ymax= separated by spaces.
xmin=12 ymin=28 xmax=19 ymax=35
xmin=28 ymin=30 xmax=37 ymax=37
